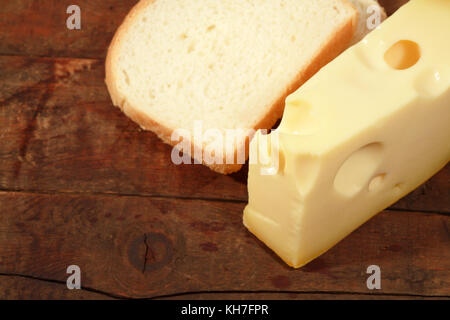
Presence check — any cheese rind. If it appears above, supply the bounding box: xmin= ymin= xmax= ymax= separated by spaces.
xmin=244 ymin=0 xmax=450 ymax=268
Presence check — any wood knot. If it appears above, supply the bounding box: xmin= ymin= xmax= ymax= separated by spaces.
xmin=128 ymin=232 xmax=173 ymax=273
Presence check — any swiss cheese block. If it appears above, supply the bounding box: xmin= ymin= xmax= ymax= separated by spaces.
xmin=243 ymin=0 xmax=450 ymax=268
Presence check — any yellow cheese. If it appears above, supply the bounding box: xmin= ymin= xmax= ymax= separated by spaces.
xmin=243 ymin=0 xmax=450 ymax=268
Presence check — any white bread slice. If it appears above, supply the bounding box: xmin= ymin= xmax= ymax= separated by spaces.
xmin=106 ymin=0 xmax=358 ymax=174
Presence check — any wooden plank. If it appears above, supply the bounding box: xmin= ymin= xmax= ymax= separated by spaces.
xmin=0 ymin=55 xmax=249 ymax=201
xmin=1 ymin=55 xmax=448 ymax=212
xmin=0 ymin=0 xmax=137 ymax=58
xmin=0 ymin=275 xmax=113 ymax=300
xmin=0 ymin=1 xmax=410 ymax=59
xmin=379 ymin=0 xmax=409 ymax=16
xmin=0 ymin=191 xmax=448 ymax=299
xmin=158 ymin=292 xmax=447 ymax=300
xmin=1 ymin=0 xmax=447 ymax=301
xmin=1 ymin=276 xmax=445 ymax=300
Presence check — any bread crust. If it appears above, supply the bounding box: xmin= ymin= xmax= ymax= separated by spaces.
xmin=105 ymin=0 xmax=357 ymax=174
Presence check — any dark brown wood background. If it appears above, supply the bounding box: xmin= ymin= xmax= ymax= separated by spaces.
xmin=0 ymin=0 xmax=448 ymax=300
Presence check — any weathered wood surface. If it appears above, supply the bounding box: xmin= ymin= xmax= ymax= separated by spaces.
xmin=0 ymin=55 xmax=249 ymax=202
xmin=0 ymin=0 xmax=449 ymax=299
xmin=0 ymin=275 xmax=112 ymax=300
xmin=0 ymin=54 xmax=448 ymax=211
xmin=0 ymin=191 xmax=448 ymax=299
xmin=0 ymin=1 xmax=132 ymax=59
xmin=0 ymin=0 xmax=406 ymax=59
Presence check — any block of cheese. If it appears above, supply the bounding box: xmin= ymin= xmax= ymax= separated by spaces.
xmin=243 ymin=0 xmax=450 ymax=268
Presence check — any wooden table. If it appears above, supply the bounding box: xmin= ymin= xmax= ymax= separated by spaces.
xmin=0 ymin=0 xmax=448 ymax=299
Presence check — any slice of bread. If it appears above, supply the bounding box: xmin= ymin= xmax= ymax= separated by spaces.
xmin=106 ymin=0 xmax=360 ymax=174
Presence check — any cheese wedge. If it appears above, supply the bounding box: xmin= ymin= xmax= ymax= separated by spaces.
xmin=243 ymin=0 xmax=450 ymax=268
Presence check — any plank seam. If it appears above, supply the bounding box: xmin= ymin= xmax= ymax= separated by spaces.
xmin=0 ymin=53 xmax=104 ymax=61
xmin=0 ymin=273 xmax=448 ymax=300
xmin=0 ymin=188 xmax=448 ymax=216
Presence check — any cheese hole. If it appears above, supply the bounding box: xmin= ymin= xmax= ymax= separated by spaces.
xmin=368 ymin=173 xmax=386 ymax=191
xmin=280 ymin=100 xmax=319 ymax=135
xmin=384 ymin=40 xmax=421 ymax=70
xmin=334 ymin=143 xmax=384 ymax=197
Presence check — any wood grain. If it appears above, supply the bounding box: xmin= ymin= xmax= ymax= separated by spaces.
xmin=0 ymin=191 xmax=448 ymax=299
xmin=0 ymin=275 xmax=113 ymax=300
xmin=0 ymin=55 xmax=448 ymax=211
xmin=378 ymin=0 xmax=408 ymax=16
xmin=0 ymin=0 xmax=409 ymax=59
xmin=0 ymin=55 xmax=250 ymax=201
xmin=157 ymin=292 xmax=448 ymax=300
xmin=0 ymin=0 xmax=136 ymax=58
xmin=1 ymin=0 xmax=449 ymax=300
